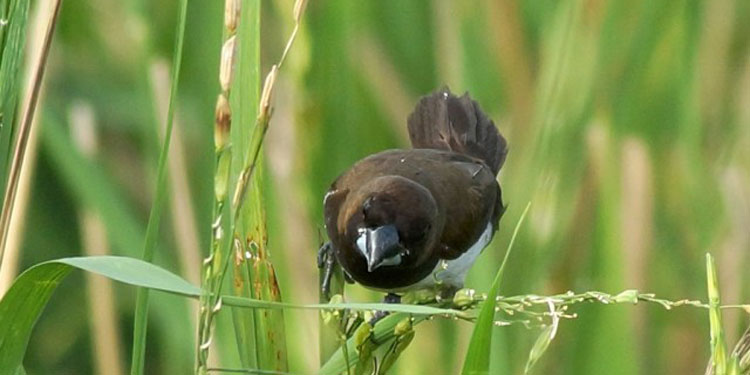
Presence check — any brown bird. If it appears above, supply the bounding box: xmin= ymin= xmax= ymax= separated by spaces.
xmin=318 ymin=88 xmax=507 ymax=302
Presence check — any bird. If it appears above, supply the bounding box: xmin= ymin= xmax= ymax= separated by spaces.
xmin=318 ymin=88 xmax=508 ymax=303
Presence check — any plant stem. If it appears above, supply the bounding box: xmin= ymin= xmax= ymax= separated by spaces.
xmin=196 ymin=0 xmax=239 ymax=371
xmin=0 ymin=0 xmax=60 ymax=272
xmin=129 ymin=0 xmax=188 ymax=373
xmin=196 ymin=1 xmax=306 ymax=372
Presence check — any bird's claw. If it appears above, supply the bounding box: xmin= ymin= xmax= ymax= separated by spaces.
xmin=369 ymin=293 xmax=401 ymax=325
xmin=318 ymin=242 xmax=336 ymax=301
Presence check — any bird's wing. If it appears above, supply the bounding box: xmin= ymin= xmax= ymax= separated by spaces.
xmin=323 ymin=187 xmax=349 ymax=245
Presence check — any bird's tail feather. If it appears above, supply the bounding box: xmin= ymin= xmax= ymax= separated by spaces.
xmin=407 ymin=88 xmax=508 ymax=175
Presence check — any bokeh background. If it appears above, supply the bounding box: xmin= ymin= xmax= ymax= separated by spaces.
xmin=1 ymin=0 xmax=749 ymax=374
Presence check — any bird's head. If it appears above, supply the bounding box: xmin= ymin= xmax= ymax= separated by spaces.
xmin=343 ymin=176 xmax=440 ymax=272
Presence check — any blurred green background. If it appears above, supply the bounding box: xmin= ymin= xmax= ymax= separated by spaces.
xmin=1 ymin=0 xmax=749 ymax=373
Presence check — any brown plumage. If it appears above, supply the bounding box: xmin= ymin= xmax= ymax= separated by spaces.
xmin=321 ymin=88 xmax=507 ymax=292
xmin=408 ymin=89 xmax=508 ymax=174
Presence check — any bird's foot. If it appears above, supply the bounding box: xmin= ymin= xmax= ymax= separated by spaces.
xmin=369 ymin=293 xmax=401 ymax=325
xmin=384 ymin=293 xmax=401 ymax=304
xmin=434 ymin=285 xmax=460 ymax=305
xmin=318 ymin=242 xmax=355 ymax=302
xmin=317 ymin=242 xmax=335 ymax=301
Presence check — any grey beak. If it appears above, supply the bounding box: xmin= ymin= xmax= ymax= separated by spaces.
xmin=365 ymin=225 xmax=400 ymax=272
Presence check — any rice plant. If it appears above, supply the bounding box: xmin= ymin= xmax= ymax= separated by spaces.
xmin=0 ymin=0 xmax=749 ymax=374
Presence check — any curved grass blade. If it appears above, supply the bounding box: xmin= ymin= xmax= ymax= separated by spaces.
xmin=462 ymin=202 xmax=531 ymax=375
xmin=0 ymin=256 xmax=197 ymax=373
xmin=0 ymin=255 xmax=464 ymax=373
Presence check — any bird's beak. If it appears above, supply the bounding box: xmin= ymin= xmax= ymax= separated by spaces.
xmin=360 ymin=225 xmax=401 ymax=272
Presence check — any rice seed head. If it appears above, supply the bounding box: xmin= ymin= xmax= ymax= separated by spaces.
xmin=353 ymin=322 xmax=373 ymax=348
xmin=258 ymin=65 xmax=278 ymax=120
xmin=224 ymin=0 xmax=240 ymax=32
xmin=394 ymin=317 xmax=413 ymax=336
xmin=214 ymin=94 xmax=231 ymax=149
xmin=219 ymin=35 xmax=236 ymax=92
xmin=452 ymin=288 xmax=476 ymax=308
xmin=214 ymin=151 xmax=231 ymax=201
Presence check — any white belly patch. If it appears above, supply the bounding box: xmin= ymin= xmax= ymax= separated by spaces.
xmin=387 ymin=223 xmax=493 ymax=293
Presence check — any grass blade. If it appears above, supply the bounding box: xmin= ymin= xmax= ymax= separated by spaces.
xmin=228 ymin=0 xmax=263 ymax=369
xmin=462 ymin=202 xmax=531 ymax=375
xmin=0 ymin=254 xmax=467 ymax=374
xmin=0 ymin=0 xmax=60 ymax=271
xmin=129 ymin=0 xmax=189 ymax=373
xmin=227 ymin=0 xmax=305 ymax=371
xmin=0 ymin=256 xmax=197 ymax=373
xmin=706 ymin=253 xmax=729 ymax=375
xmin=0 ymin=0 xmax=30 ymax=188
xmin=3 ymin=255 xmax=464 ymax=315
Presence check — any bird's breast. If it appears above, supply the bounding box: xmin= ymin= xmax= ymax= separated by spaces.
xmin=369 ymin=223 xmax=493 ymax=293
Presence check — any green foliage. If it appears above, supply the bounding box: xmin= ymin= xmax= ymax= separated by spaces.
xmin=0 ymin=257 xmax=195 ymax=374
xmin=706 ymin=253 xmax=735 ymax=375
xmin=228 ymin=0 xmax=268 ymax=369
xmin=0 ymin=0 xmax=749 ymax=374
xmin=0 ymin=0 xmax=29 ymax=186
xmin=462 ymin=203 xmax=530 ymax=374
xmin=129 ymin=0 xmax=190 ymax=373
xmin=224 ymin=0 xmax=289 ymax=371
xmin=41 ymin=114 xmax=144 ymax=257
xmin=0 ymin=255 xmax=458 ymax=375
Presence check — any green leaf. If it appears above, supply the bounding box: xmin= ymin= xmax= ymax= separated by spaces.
xmin=707 ymin=253 xmax=728 ymax=375
xmin=0 ymin=0 xmax=30 ymax=186
xmin=227 ymin=0 xmax=262 ymax=369
xmin=222 ymin=297 xmax=463 ymax=316
xmin=0 ymin=255 xmax=460 ymax=374
xmin=0 ymin=256 xmax=198 ymax=373
xmin=227 ymin=0 xmax=290 ymax=371
xmin=462 ymin=202 xmax=531 ymax=375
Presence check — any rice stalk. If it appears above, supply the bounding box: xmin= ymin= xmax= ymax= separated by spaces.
xmin=0 ymin=0 xmax=48 ymax=296
xmin=129 ymin=0 xmax=189 ymax=373
xmin=227 ymin=0 xmax=306 ymax=371
xmin=198 ymin=0 xmax=306 ymax=373
xmin=196 ymin=0 xmax=240 ymax=371
xmin=0 ymin=0 xmax=60 ymax=272
xmin=706 ymin=253 xmax=732 ymax=375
